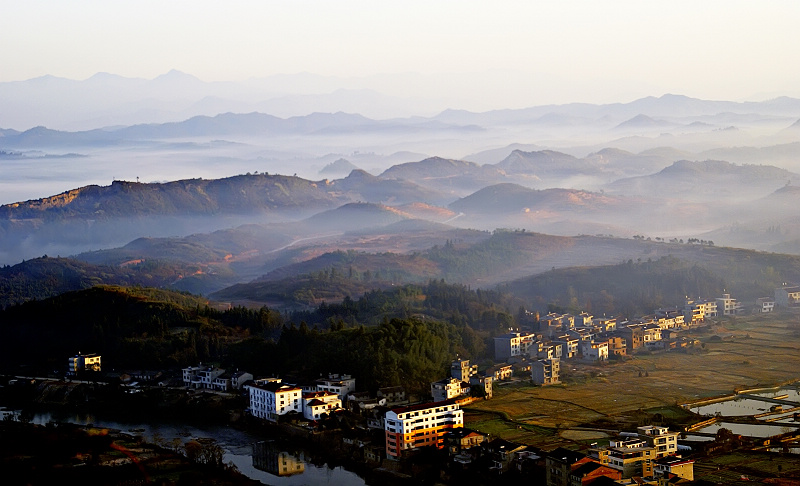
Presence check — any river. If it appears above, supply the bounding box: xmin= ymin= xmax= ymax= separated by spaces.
xmin=1 ymin=408 xmax=368 ymax=485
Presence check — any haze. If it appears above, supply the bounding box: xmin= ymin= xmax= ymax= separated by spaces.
xmin=2 ymin=1 xmax=800 ymax=283
xmin=3 ymin=1 xmax=800 ymax=126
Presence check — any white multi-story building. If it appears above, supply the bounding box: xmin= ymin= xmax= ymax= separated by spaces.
xmin=580 ymin=340 xmax=609 ymax=361
xmin=247 ymin=379 xmax=303 ymax=422
xmin=531 ymin=358 xmax=560 ymax=385
xmin=450 ymin=358 xmax=478 ymax=382
xmin=384 ymin=400 xmax=463 ymax=459
xmin=592 ymin=317 xmax=617 ymax=332
xmin=683 ymin=298 xmax=717 ymax=324
xmin=756 ymin=297 xmax=775 ymax=313
xmin=553 ymin=335 xmax=579 ymax=359
xmin=182 ymin=365 xmax=225 ymax=389
xmin=716 ymin=293 xmax=743 ymax=316
xmin=493 ymin=331 xmax=535 ymax=360
xmin=431 ymin=377 xmax=469 ymax=402
xmin=775 ymin=286 xmax=800 ymax=307
xmin=301 ymin=391 xmax=341 ymax=421
xmin=315 ymin=373 xmax=356 ymax=401
xmin=642 ymin=324 xmax=662 ymax=344
xmin=637 ymin=425 xmax=679 ymax=458
xmin=68 ymin=353 xmax=101 ymax=375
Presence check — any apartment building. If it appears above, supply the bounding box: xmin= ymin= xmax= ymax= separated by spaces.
xmin=493 ymin=331 xmax=535 ymax=360
xmin=531 ymin=358 xmax=560 ymax=385
xmin=637 ymin=426 xmax=679 ymax=457
xmin=247 ymin=379 xmax=303 ymax=422
xmin=716 ymin=293 xmax=743 ymax=316
xmin=450 ymin=358 xmax=478 ymax=382
xmin=431 ymin=377 xmax=470 ymax=402
xmin=315 ymin=373 xmax=355 ymax=401
xmin=596 ymin=438 xmax=656 ymax=478
xmin=68 ymin=353 xmax=101 ymax=375
xmin=384 ymin=400 xmax=463 ymax=459
xmin=775 ymin=285 xmax=800 ymax=307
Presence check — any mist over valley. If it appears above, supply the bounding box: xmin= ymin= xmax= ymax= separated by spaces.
xmin=2 ymin=80 xmax=800 ymax=320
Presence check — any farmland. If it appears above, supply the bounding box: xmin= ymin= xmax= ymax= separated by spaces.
xmin=465 ymin=311 xmax=800 ymax=447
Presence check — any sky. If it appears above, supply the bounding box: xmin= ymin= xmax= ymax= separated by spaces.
xmin=2 ymin=1 xmax=800 ymax=105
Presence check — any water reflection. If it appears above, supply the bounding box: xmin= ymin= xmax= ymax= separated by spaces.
xmin=253 ymin=441 xmax=305 ymax=477
xmin=4 ymin=409 xmax=367 ymax=486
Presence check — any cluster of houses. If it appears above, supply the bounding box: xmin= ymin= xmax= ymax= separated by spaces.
xmin=486 ymin=292 xmax=776 ymax=388
xmin=63 ymin=285 xmax=800 ymax=478
xmin=181 ymin=365 xmax=253 ymax=392
xmin=238 ymin=370 xmax=468 ymax=460
xmin=440 ymin=424 xmax=694 ymax=484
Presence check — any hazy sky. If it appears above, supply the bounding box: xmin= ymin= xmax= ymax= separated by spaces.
xmin=3 ymin=1 xmax=800 ymax=104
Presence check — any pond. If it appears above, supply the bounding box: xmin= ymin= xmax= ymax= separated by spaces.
xmin=689 ymin=385 xmax=800 ymax=418
xmin=695 ymin=421 xmax=798 ymax=438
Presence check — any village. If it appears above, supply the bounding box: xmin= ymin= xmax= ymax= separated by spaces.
xmin=47 ymin=285 xmax=800 ymax=484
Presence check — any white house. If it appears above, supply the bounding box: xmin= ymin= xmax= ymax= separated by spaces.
xmin=716 ymin=293 xmax=743 ymax=316
xmin=756 ymin=297 xmax=775 ymax=313
xmin=431 ymin=377 xmax=469 ymax=402
xmin=580 ymin=340 xmax=609 ymax=361
xmin=637 ymin=425 xmax=679 ymax=458
xmin=301 ymin=391 xmax=341 ymax=421
xmin=247 ymin=379 xmax=303 ymax=422
xmin=315 ymin=373 xmax=356 ymax=401
xmin=183 ymin=366 xmax=225 ymax=389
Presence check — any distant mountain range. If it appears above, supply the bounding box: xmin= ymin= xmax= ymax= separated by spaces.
xmin=5 ymin=69 xmax=800 ymax=131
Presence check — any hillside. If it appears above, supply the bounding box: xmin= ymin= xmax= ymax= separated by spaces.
xmin=378 ymin=156 xmax=508 ymax=196
xmin=0 ymin=174 xmax=346 ymax=221
xmin=493 ymin=149 xmax=584 ymax=174
xmin=502 ymin=246 xmax=800 ymax=317
xmin=605 ymin=159 xmax=800 ymax=201
xmin=0 ymin=285 xmax=230 ymax=372
xmin=0 ymin=256 xmax=182 ymax=308
xmin=381 ymin=156 xmax=485 ymax=179
xmin=329 ymin=169 xmax=445 ymax=205
xmin=449 ymin=183 xmax=627 ymax=214
xmin=318 ymin=157 xmax=360 ymax=177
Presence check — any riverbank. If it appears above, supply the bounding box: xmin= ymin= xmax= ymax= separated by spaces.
xmin=0 ymin=419 xmax=262 ymax=485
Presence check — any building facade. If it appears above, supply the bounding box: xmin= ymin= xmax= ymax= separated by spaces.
xmin=384 ymin=401 xmax=463 ymax=459
xmin=68 ymin=353 xmax=101 ymax=375
xmin=301 ymin=391 xmax=341 ymax=421
xmin=247 ymin=380 xmax=303 ymax=422
xmin=315 ymin=373 xmax=356 ymax=401
xmin=431 ymin=377 xmax=469 ymax=402
xmin=493 ymin=332 xmax=535 ymax=360
xmin=637 ymin=426 xmax=679 ymax=458
xmin=775 ymin=286 xmax=800 ymax=307
xmin=532 ymin=358 xmax=560 ymax=385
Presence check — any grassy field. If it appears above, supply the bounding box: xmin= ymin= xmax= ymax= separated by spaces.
xmin=693 ymin=451 xmax=800 ymax=484
xmin=464 ymin=311 xmax=800 ymax=447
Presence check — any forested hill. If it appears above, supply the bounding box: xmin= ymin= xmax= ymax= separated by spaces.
xmin=0 ymin=281 xmax=516 ymax=394
xmin=0 ymin=256 xmax=187 ymax=308
xmin=0 ymin=285 xmax=281 ymax=373
xmin=501 ymin=249 xmax=800 ymax=318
